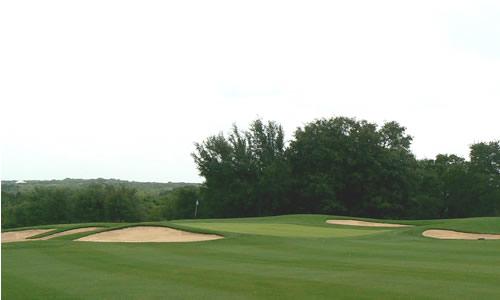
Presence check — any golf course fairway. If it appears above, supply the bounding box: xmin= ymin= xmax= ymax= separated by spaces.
xmin=2 ymin=215 xmax=500 ymax=299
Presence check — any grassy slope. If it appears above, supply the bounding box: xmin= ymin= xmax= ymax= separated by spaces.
xmin=2 ymin=215 xmax=500 ymax=299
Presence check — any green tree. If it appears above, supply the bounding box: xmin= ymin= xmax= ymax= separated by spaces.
xmin=162 ymin=187 xmax=200 ymax=220
xmin=192 ymin=119 xmax=290 ymax=218
xmin=287 ymin=117 xmax=416 ymax=218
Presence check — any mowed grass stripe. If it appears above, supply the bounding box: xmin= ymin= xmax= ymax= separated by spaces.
xmin=3 ymin=241 xmax=399 ymax=299
xmin=176 ymin=222 xmax=386 ymax=237
xmin=3 ymin=244 xmax=247 ymax=299
xmin=4 ymin=235 xmax=500 ymax=299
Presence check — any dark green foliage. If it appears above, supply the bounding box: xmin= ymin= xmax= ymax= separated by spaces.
xmin=287 ymin=117 xmax=416 ymax=218
xmin=1 ymin=185 xmax=142 ymax=227
xmin=161 ymin=187 xmax=200 ymax=220
xmin=193 ymin=117 xmax=499 ymax=220
xmin=192 ymin=120 xmax=291 ymax=218
xmin=409 ymin=148 xmax=500 ymax=218
xmin=1 ymin=181 xmax=201 ymax=228
xmin=2 ymin=188 xmax=70 ymax=227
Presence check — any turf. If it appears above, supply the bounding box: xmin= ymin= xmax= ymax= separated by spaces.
xmin=177 ymin=222 xmax=385 ymax=237
xmin=2 ymin=215 xmax=500 ymax=299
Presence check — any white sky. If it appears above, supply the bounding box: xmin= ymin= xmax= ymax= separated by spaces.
xmin=1 ymin=0 xmax=499 ymax=183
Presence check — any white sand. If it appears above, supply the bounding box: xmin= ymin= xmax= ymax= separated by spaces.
xmin=326 ymin=219 xmax=412 ymax=227
xmin=422 ymin=229 xmax=500 ymax=240
xmin=1 ymin=229 xmax=54 ymax=243
xmin=76 ymin=226 xmax=223 ymax=243
xmin=37 ymin=227 xmax=102 ymax=240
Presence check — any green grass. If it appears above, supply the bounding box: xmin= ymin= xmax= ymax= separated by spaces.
xmin=177 ymin=222 xmax=386 ymax=237
xmin=3 ymin=215 xmax=500 ymax=299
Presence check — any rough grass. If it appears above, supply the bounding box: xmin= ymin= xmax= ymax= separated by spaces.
xmin=2 ymin=215 xmax=500 ymax=299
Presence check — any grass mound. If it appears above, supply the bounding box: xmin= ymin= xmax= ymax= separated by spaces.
xmin=175 ymin=222 xmax=386 ymax=238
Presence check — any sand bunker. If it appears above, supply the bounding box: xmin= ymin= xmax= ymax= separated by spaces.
xmin=422 ymin=229 xmax=500 ymax=240
xmin=1 ymin=229 xmax=54 ymax=243
xmin=326 ymin=220 xmax=412 ymax=228
xmin=37 ymin=227 xmax=102 ymax=240
xmin=76 ymin=226 xmax=223 ymax=243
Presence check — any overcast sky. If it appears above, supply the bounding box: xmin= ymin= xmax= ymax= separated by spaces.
xmin=1 ymin=0 xmax=499 ymax=183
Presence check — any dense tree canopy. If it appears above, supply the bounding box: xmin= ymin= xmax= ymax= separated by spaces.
xmin=193 ymin=117 xmax=500 ymax=220
xmin=1 ymin=183 xmax=200 ymax=228
xmin=192 ymin=120 xmax=291 ymax=217
xmin=287 ymin=118 xmax=416 ymax=218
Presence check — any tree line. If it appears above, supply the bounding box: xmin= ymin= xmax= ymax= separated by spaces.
xmin=1 ymin=184 xmax=199 ymax=228
xmin=2 ymin=116 xmax=498 ymax=228
xmin=193 ymin=117 xmax=500 ymax=219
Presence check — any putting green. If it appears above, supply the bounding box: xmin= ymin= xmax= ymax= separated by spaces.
xmin=176 ymin=222 xmax=385 ymax=238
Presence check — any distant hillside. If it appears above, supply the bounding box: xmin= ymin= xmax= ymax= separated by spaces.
xmin=2 ymin=178 xmax=202 ymax=228
xmin=1 ymin=178 xmax=199 ymax=197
